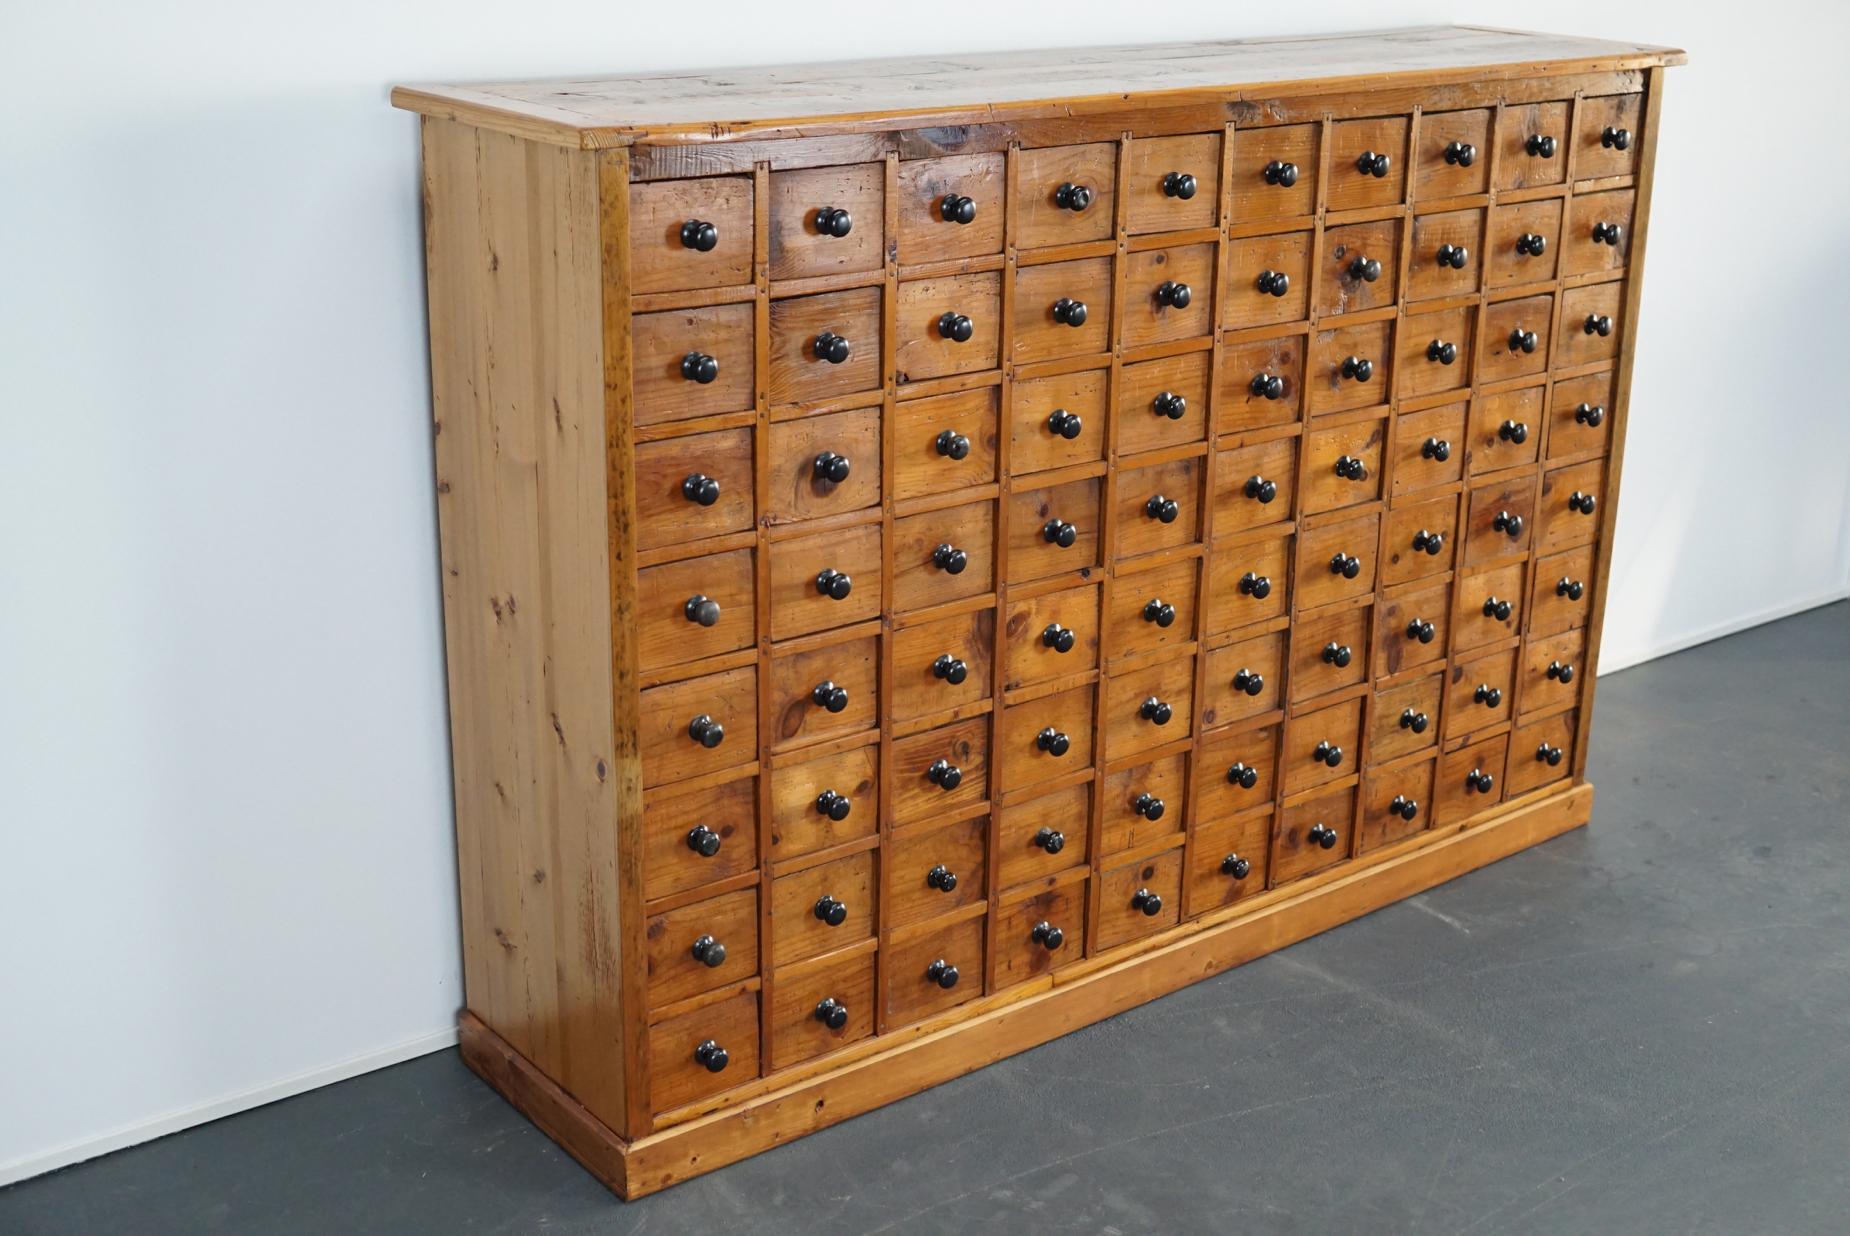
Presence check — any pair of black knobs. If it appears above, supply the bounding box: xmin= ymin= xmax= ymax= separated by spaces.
xmin=1043 ymin=518 xmax=1080 ymax=548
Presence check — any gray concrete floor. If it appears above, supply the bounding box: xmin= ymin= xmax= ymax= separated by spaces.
xmin=5 ymin=602 xmax=1847 ymax=1235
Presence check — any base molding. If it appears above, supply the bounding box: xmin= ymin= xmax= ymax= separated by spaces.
xmin=459 ymin=781 xmax=1592 ymax=1199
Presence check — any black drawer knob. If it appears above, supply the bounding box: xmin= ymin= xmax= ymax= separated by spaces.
xmin=1139 ymin=696 xmax=1173 ymax=725
xmin=814 ymin=997 xmax=849 ymax=1030
xmin=682 ymin=473 xmax=721 ymax=506
xmin=1515 ymin=232 xmax=1547 ymax=258
xmin=1054 ymin=182 xmax=1093 ymax=212
xmin=686 ymin=824 xmax=724 ymax=857
xmin=932 ymin=654 xmax=969 ymax=685
xmin=1222 ymin=854 xmax=1253 ymax=879
xmin=1307 ymin=822 xmax=1339 ymax=850
xmin=1334 ymin=455 xmax=1369 ymax=481
xmin=1031 ymin=921 xmax=1066 ymax=950
xmin=1156 ymin=280 xmax=1193 ymax=308
xmin=1399 ymin=708 xmax=1429 ymax=734
xmin=1557 ymin=577 xmax=1585 ymax=601
xmin=1036 ymin=726 xmax=1072 ymax=756
xmin=1483 ymin=596 xmax=1513 ymax=621
xmin=1143 ymin=598 xmax=1177 ymax=627
xmin=1390 ymin=794 xmax=1421 ymax=822
xmin=1473 ymin=683 xmax=1504 ymax=708
xmin=1239 ymin=572 xmax=1272 ymax=600
xmin=1321 ymin=641 xmax=1353 ymax=668
xmin=1508 ymin=328 xmax=1538 ymax=354
xmin=680 ymin=351 xmax=720 ymax=384
xmin=1601 ymin=126 xmax=1632 ymax=151
xmin=1243 ymin=475 xmax=1278 ymax=504
xmin=1575 ymin=403 xmax=1606 ymax=427
xmin=1412 ymin=529 xmax=1445 ymax=556
xmin=1131 ymin=888 xmax=1165 ymax=916
xmin=811 ymin=680 xmax=850 ymax=713
xmin=815 ymin=789 xmax=852 ymax=821
xmin=815 ymin=568 xmax=853 ymax=600
xmin=679 ymin=219 xmax=719 ymax=251
xmin=927 ymin=864 xmax=959 ymax=893
xmin=688 ymin=714 xmax=724 ymax=749
xmin=1162 ymin=171 xmax=1197 ymax=199
xmin=1547 ymin=660 xmax=1576 ymax=684
xmin=1227 ymin=762 xmax=1260 ymax=789
xmin=1048 ymin=408 xmax=1084 ymax=439
xmin=1034 ymin=826 xmax=1066 ymax=854
xmin=1232 ymin=668 xmax=1265 ymax=697
xmin=1042 ymin=622 xmax=1076 ymax=653
xmin=1348 ymin=255 xmax=1383 ymax=283
xmin=1569 ymin=491 xmax=1598 ymax=516
xmin=1421 ymin=436 xmax=1452 ymax=462
xmin=1466 ymin=768 xmax=1495 ymax=794
xmin=694 ymin=1040 xmax=729 ymax=1073
xmin=1356 ymin=150 xmax=1391 ymax=178
xmin=1152 ymin=391 xmax=1188 ymax=420
xmin=1256 ymin=270 xmax=1291 ymax=298
xmin=1330 ymin=553 xmax=1362 ymax=579
xmin=815 ymin=206 xmax=853 ymax=237
xmin=1042 ymin=518 xmax=1078 ymax=548
xmin=1498 ymin=420 xmax=1529 ymax=445
xmin=1313 ymin=740 xmax=1344 ymax=768
xmin=1263 ymin=159 xmax=1300 ymax=187
xmin=1525 ymin=133 xmax=1558 ymax=158
xmin=940 ymin=194 xmax=977 ymax=225
xmin=1443 ymin=140 xmax=1478 ymax=167
xmin=1407 ymin=618 xmax=1436 ymax=644
xmin=1436 ymin=243 xmax=1469 ymax=269
xmin=813 ymin=331 xmax=852 ymax=364
xmin=1145 ymin=494 xmax=1180 ymax=524
xmin=926 ymin=758 xmax=963 ymax=791
xmin=935 ymin=429 xmax=971 ymax=460
xmin=1340 ymin=355 xmax=1374 ymax=382
xmin=932 ymin=542 xmax=969 ymax=575
xmin=1492 ymin=510 xmax=1524 ymax=539
xmin=1585 ymin=314 xmax=1614 ymax=337
xmin=1426 ymin=339 xmax=1458 ymax=365
xmin=684 ymin=594 xmax=722 ymax=627
xmin=691 ymin=934 xmax=728 ymax=968
xmin=925 ymin=959 xmax=960 ymax=989
xmin=1592 ymin=221 xmax=1624 ymax=246
xmin=1051 ymin=297 xmax=1089 ymax=327
xmin=1133 ymin=792 xmax=1166 ymax=821
xmin=813 ymin=451 xmax=852 ymax=484
xmin=937 ymin=312 xmax=975 ymax=343
xmin=814 ymin=895 xmax=849 ymax=926
xmin=1537 ymin=742 xmax=1565 ymax=766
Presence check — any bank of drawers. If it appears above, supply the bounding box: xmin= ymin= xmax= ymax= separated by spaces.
xmin=629 ymin=95 xmax=1637 ymax=1116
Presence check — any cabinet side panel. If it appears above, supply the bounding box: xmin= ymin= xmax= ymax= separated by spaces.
xmin=422 ymin=118 xmax=629 ymax=1126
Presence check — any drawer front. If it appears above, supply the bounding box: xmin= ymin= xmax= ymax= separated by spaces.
xmin=887 ymin=815 xmax=988 ymax=927
xmin=1576 ymin=94 xmax=1644 ymax=180
xmin=1219 ymin=332 xmax=1305 ymax=435
xmin=1520 ymin=628 xmax=1586 ymax=719
xmin=890 ymin=715 xmax=990 ymax=825
xmin=1095 ymin=849 xmax=1184 ymax=950
xmin=636 ymin=426 xmax=755 ymax=551
xmin=640 ymin=666 xmax=758 ymax=788
xmin=1436 ymin=733 xmax=1510 ymax=823
xmin=1190 ymin=808 xmax=1273 ymax=914
xmin=1016 ymin=143 xmax=1117 ymax=248
xmin=1486 ymin=198 xmax=1563 ymax=289
xmin=1398 ymin=304 xmax=1473 ymax=399
xmin=892 ymin=500 xmax=995 ymax=613
xmin=1126 ymin=133 xmax=1222 ymax=233
xmin=1368 ymin=672 xmax=1444 ymax=763
xmin=648 ymin=990 xmax=759 ymax=1114
xmin=1468 ymin=385 xmax=1543 ymax=476
xmin=1496 ymin=100 xmax=1570 ymax=191
xmin=768 ymin=287 xmax=883 ymax=406
xmin=1011 ymin=369 xmax=1108 ymax=475
xmin=997 ymin=781 xmax=1091 ymax=888
xmin=891 ymin=607 xmax=995 ymax=723
xmin=768 ymin=744 xmax=878 ymax=860
xmin=994 ymin=880 xmax=1087 ymax=988
xmin=638 ymin=548 xmax=756 ymax=672
xmin=1376 ymin=581 xmax=1450 ymax=679
xmin=896 ymin=153 xmax=1005 ymax=265
xmin=1001 ymin=582 xmax=1100 ymax=690
xmin=767 ymin=948 xmax=876 ymax=1071
xmin=1316 ymin=218 xmax=1401 ymax=318
xmin=646 ymin=887 xmax=759 ymax=1009
xmin=893 ymin=387 xmax=999 ymax=501
xmin=1101 ymin=753 xmax=1187 ymax=857
xmin=1301 ymin=417 xmax=1385 ymax=515
xmin=766 ymin=634 xmax=878 ymax=751
xmin=1013 ymin=256 xmax=1113 ymax=363
xmin=1200 ymin=631 xmax=1285 ymax=731
xmin=1506 ymin=709 xmax=1579 ymax=798
xmin=768 ymin=522 xmax=882 ymax=639
xmin=771 ymin=849 xmax=877 ymax=966
xmin=1391 ymin=402 xmax=1467 ymax=496
xmin=1273 ymin=786 xmax=1355 ymax=884
xmin=1327 ymin=116 xmax=1410 ymax=211
xmin=1478 ymin=293 xmax=1553 ymax=384
xmin=1118 ymin=352 xmax=1210 ymax=455
xmin=1537 ymin=459 xmax=1607 ymax=556
xmin=1213 ymin=436 xmax=1296 ymax=536
xmin=633 ymin=303 xmax=755 ymax=426
xmin=1112 ymin=557 xmax=1200 ymax=661
xmin=1407 ymin=208 xmax=1484 ymax=302
xmin=1295 ymin=513 xmax=1379 ymax=609
xmin=1381 ymin=493 xmax=1460 ymax=587
xmin=1124 ymin=244 xmax=1216 ymax=348
xmin=768 ymin=163 xmax=884 ymax=280
xmin=1204 ymin=531 xmax=1291 ymax=633
xmin=1446 ymin=646 xmax=1517 ymax=740
xmin=896 ymin=272 xmax=1003 ymax=383
xmin=1224 ymin=230 xmax=1312 ymax=330
xmin=1558 ymin=282 xmax=1624 ymax=368
xmin=1308 ymin=319 xmax=1393 ymax=415
xmin=1529 ymin=546 xmax=1596 ymax=638
xmin=998 ymin=683 xmax=1096 ymax=795
xmin=630 ymin=175 xmax=755 ymax=294
xmin=1007 ymin=476 xmax=1101 ymax=584
xmin=884 ymin=914 xmax=984 ymax=1027
xmin=1195 ymin=722 xmax=1279 ymax=822
xmin=1103 ymin=654 xmax=1195 ymax=763
xmin=643 ymin=775 xmax=759 ymax=902
xmin=1358 ymin=755 xmax=1436 ymax=852
xmin=1547 ymin=372 xmax=1615 ymax=461
xmin=1115 ymin=456 xmax=1202 ymax=558
xmin=765 ymin=406 xmax=882 ymax=525
xmin=1280 ymin=695 xmax=1363 ymax=796
xmin=1562 ymin=190 xmax=1635 ymax=278
xmin=1228 ymin=123 xmax=1319 ymax=222
xmin=1289 ymin=605 xmax=1370 ymax=704
xmin=1464 ymin=479 xmax=1535 ymax=566
xmin=1454 ymin=562 xmax=1526 ymax=654
xmin=1415 ymin=108 xmax=1491 ymax=199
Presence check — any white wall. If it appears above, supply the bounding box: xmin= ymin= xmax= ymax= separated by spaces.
xmin=3 ymin=0 xmax=1845 ymax=1185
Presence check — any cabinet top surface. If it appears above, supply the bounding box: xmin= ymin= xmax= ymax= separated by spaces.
xmin=392 ymin=25 xmax=1683 ymax=150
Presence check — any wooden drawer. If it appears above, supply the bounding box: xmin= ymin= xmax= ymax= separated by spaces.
xmin=892 ymin=499 xmax=994 ymax=613
xmin=1407 ymin=208 xmax=1483 ymax=302
xmin=996 ymin=781 xmax=1090 ymax=889
xmin=766 ymin=634 xmax=878 ymax=751
xmin=1001 ymin=582 xmax=1100 ymax=690
xmin=1273 ymin=786 xmax=1355 ymax=884
xmin=1327 ymin=116 xmax=1409 ymax=211
xmin=1126 ymin=132 xmax=1221 ymax=233
xmin=1224 ymin=230 xmax=1312 ymax=330
xmin=893 ymin=387 xmax=999 ymax=501
xmin=890 ymin=715 xmax=989 ymax=825
xmin=1576 ymin=93 xmax=1644 ymax=180
xmin=1213 ymin=437 xmax=1296 ymax=536
xmin=1391 ymin=402 xmax=1466 ymax=496
xmin=1115 ymin=455 xmax=1201 ymax=558
xmin=1415 ymin=108 xmax=1490 ymax=199
xmin=1289 ymin=605 xmax=1369 ymax=704
xmin=643 ymin=775 xmax=758 ymax=902
xmin=1486 ymin=198 xmax=1563 ymax=289
xmin=1358 ymin=755 xmax=1436 ymax=852
xmin=648 ymin=990 xmax=759 ymax=1114
xmin=1548 ymin=372 xmax=1616 ymax=461
xmin=1204 ymin=531 xmax=1290 ymax=633
xmin=1376 ymin=581 xmax=1450 ymax=679
xmin=1316 ymin=218 xmax=1400 ymax=318
xmin=1454 ymin=562 xmax=1526 ymax=654
xmin=1118 ymin=352 xmax=1210 ymax=454
xmin=767 ymin=521 xmax=881 ymax=639
xmin=1295 ymin=513 xmax=1378 ymax=609
xmin=638 ymin=548 xmax=755 ymax=672
xmin=896 ymin=153 xmax=1005 ymax=265
xmin=636 ymin=426 xmax=755 ymax=551
xmin=1200 ymin=631 xmax=1284 ymax=731
xmin=1103 ymin=655 xmax=1195 ymax=763
xmin=1562 ymin=190 xmax=1635 ymax=278
xmin=884 ymin=914 xmax=984 ymax=1027
xmin=1013 ymin=256 xmax=1112 ymax=363
xmin=1381 ymin=493 xmax=1459 ymax=587
xmin=896 ymin=272 xmax=1003 ymax=383
xmin=767 ymin=948 xmax=875 ymax=1071
xmin=1559 ymin=282 xmax=1624 ymax=368
xmin=1228 ymin=123 xmax=1319 ymax=222
xmin=1308 ymin=318 xmax=1392 ymax=416
xmin=771 ymin=849 xmax=877 ymax=966
xmin=1096 ymin=849 xmax=1183 ymax=950
xmin=765 ymin=406 xmax=881 ymax=525
xmin=1281 ymin=695 xmax=1362 ymax=796
xmin=1397 ymin=304 xmax=1473 ymax=400
xmin=1467 ymin=385 xmax=1543 ymax=476
xmin=1196 ymin=722 xmax=1278 ymax=819
xmin=1537 ymin=459 xmax=1606 ymax=555
xmin=1007 ymin=476 xmax=1100 ymax=584
xmin=646 ymin=887 xmax=759 ymax=1010
xmin=1506 ymin=709 xmax=1578 ymax=798
xmin=768 ymin=287 xmax=883 ymax=406
xmin=1112 ymin=557 xmax=1199 ymax=661
xmin=1368 ymin=672 xmax=1443 ymax=763
xmin=1521 ymin=628 xmax=1586 ymax=719
xmin=1479 ymin=293 xmax=1552 ymax=384
xmin=1464 ymin=479 xmax=1534 ymax=566
xmin=1446 ymin=645 xmax=1517 ymax=740
xmin=629 ymin=175 xmax=755 ymax=294
xmin=888 ymin=815 xmax=988 ymax=928
xmin=997 ymin=683 xmax=1095 ymax=796
xmin=1124 ymin=243 xmax=1215 ymax=347
xmin=768 ymin=163 xmax=884 ymax=280
xmin=1218 ymin=332 xmax=1305 ymax=435
xmin=1436 ymin=733 xmax=1509 ymax=823
xmin=632 ymin=303 xmax=755 ymax=426
xmin=768 ymin=743 xmax=878 ymax=861
xmin=1101 ymin=753 xmax=1187 ymax=857
xmin=1495 ymin=100 xmax=1570 ymax=191
xmin=640 ymin=665 xmax=757 ymax=788
xmin=891 ymin=607 xmax=994 ymax=723
xmin=994 ymin=879 xmax=1087 ymax=988
xmin=1301 ymin=416 xmax=1384 ymax=514
xmin=1190 ymin=808 xmax=1272 ymax=914
xmin=1016 ymin=142 xmax=1117 ymax=248
xmin=1011 ymin=369 xmax=1107 ymax=474
xmin=1529 ymin=547 xmax=1596 ymax=638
